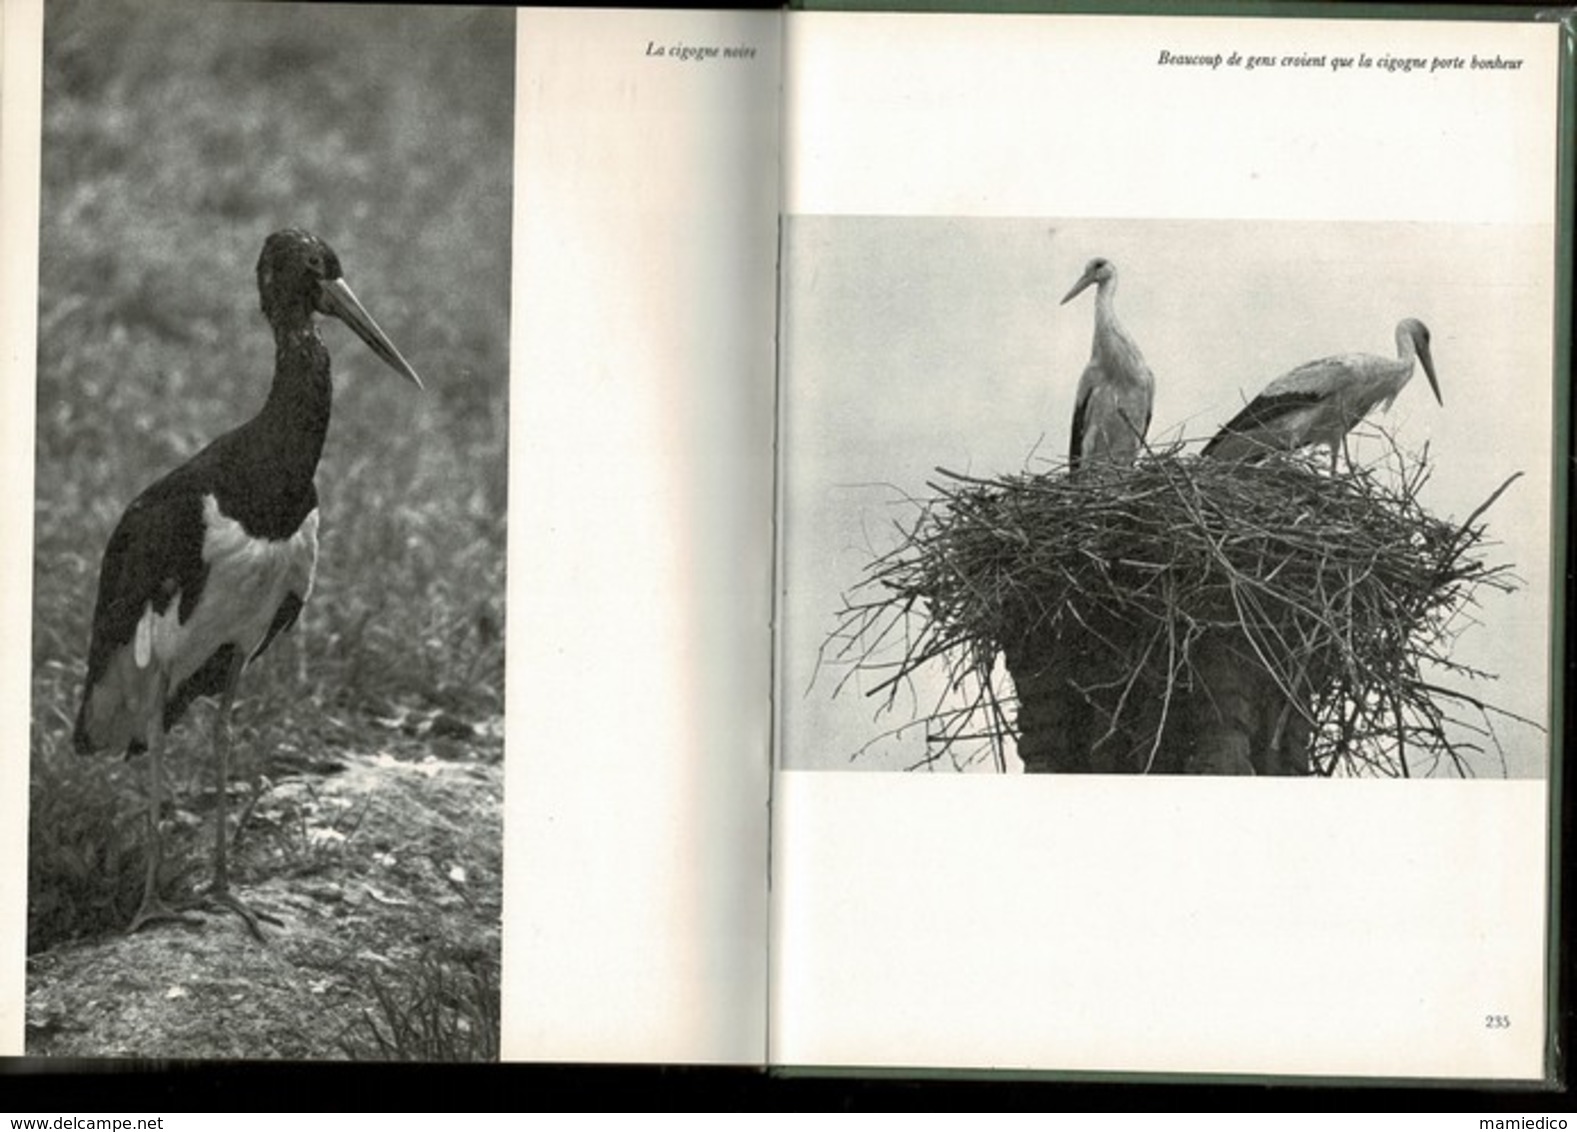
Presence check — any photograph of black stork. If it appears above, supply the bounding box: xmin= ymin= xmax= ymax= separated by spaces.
xmin=1060 ymin=256 xmax=1156 ymax=476
xmin=24 ymin=0 xmax=509 ymax=1062
xmin=71 ymin=229 xmax=423 ymax=939
xmin=1201 ymin=317 xmax=1443 ymax=469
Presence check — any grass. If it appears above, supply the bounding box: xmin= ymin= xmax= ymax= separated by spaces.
xmin=337 ymin=944 xmax=501 ymax=1062
xmin=28 ymin=0 xmax=511 ymax=1000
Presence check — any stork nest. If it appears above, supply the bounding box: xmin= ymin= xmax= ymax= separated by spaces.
xmin=823 ymin=440 xmax=1527 ymax=776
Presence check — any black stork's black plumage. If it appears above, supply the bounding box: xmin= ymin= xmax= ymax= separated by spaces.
xmin=73 ymin=229 xmax=422 ymax=938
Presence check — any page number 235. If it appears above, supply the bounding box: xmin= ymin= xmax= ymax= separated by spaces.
xmin=1485 ymin=1014 xmax=1511 ymax=1029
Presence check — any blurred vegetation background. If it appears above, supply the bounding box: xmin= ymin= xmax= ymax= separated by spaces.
xmin=29 ymin=0 xmax=512 ymax=976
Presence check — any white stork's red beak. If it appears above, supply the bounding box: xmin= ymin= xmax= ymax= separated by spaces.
xmin=317 ymin=277 xmax=425 ymax=390
xmin=1060 ymin=268 xmax=1097 ymax=306
xmin=1418 ymin=337 xmax=1442 ymax=406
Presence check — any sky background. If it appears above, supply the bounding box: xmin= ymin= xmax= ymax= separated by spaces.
xmin=779 ymin=216 xmax=1554 ymax=777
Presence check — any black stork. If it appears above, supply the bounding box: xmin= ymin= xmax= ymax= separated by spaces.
xmin=72 ymin=229 xmax=423 ymax=938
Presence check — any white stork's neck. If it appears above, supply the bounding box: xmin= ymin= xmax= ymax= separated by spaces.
xmin=1374 ymin=327 xmax=1420 ymax=412
xmin=1092 ymin=280 xmax=1119 ymax=342
xmin=1090 ymin=281 xmax=1146 ymax=378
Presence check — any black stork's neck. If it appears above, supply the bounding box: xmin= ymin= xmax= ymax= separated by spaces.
xmin=260 ymin=322 xmax=333 ymax=469
xmin=219 ymin=319 xmax=332 ymax=540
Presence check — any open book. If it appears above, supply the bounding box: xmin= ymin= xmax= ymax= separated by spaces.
xmin=3 ymin=3 xmax=1565 ymax=1084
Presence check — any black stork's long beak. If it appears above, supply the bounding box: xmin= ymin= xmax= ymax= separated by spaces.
xmin=1060 ymin=268 xmax=1097 ymax=306
xmin=1418 ymin=337 xmax=1442 ymax=406
xmin=317 ymin=277 xmax=425 ymax=390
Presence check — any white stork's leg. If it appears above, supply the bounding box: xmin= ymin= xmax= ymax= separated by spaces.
xmin=127 ymin=671 xmax=200 ymax=934
xmin=201 ymin=648 xmax=281 ymax=940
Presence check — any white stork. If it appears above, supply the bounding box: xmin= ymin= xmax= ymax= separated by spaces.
xmin=1202 ymin=318 xmax=1442 ymax=469
xmin=1061 ymin=257 xmax=1155 ymax=474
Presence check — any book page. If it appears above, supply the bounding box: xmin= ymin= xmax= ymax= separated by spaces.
xmin=0 ymin=0 xmax=45 ymax=1057
xmin=507 ymin=8 xmax=779 ymax=1063
xmin=774 ymin=11 xmax=1559 ymax=1079
xmin=1 ymin=3 xmax=779 ymax=1065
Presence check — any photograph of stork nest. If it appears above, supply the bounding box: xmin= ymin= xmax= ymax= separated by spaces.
xmin=823 ymin=441 xmax=1525 ymax=777
xmin=26 ymin=1 xmax=510 ymax=1060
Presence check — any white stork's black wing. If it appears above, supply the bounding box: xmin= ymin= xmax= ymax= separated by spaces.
xmin=1068 ymin=387 xmax=1091 ymax=469
xmin=1201 ymin=389 xmax=1324 ymax=459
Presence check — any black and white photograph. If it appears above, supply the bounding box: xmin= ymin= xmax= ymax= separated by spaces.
xmin=23 ymin=0 xmax=512 ymax=1059
xmin=781 ymin=217 xmax=1552 ymax=779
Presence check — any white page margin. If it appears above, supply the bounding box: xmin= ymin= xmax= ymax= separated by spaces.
xmin=774 ymin=774 xmax=1546 ymax=1078
xmin=504 ymin=7 xmax=780 ymax=1064
xmin=786 ymin=13 xmax=1557 ymax=223
xmin=0 ymin=0 xmax=45 ymax=1057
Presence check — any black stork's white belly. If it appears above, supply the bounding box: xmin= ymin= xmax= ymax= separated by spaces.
xmin=82 ymin=497 xmax=318 ymax=754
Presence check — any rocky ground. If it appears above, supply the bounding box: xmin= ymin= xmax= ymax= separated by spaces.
xmin=26 ymin=714 xmax=502 ymax=1061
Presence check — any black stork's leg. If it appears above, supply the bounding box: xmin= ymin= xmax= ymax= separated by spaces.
xmin=200 ymin=648 xmax=282 ymax=940
xmin=127 ymin=670 xmax=202 ymax=934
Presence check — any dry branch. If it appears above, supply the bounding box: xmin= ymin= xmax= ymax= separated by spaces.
xmin=822 ymin=441 xmax=1523 ymax=776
